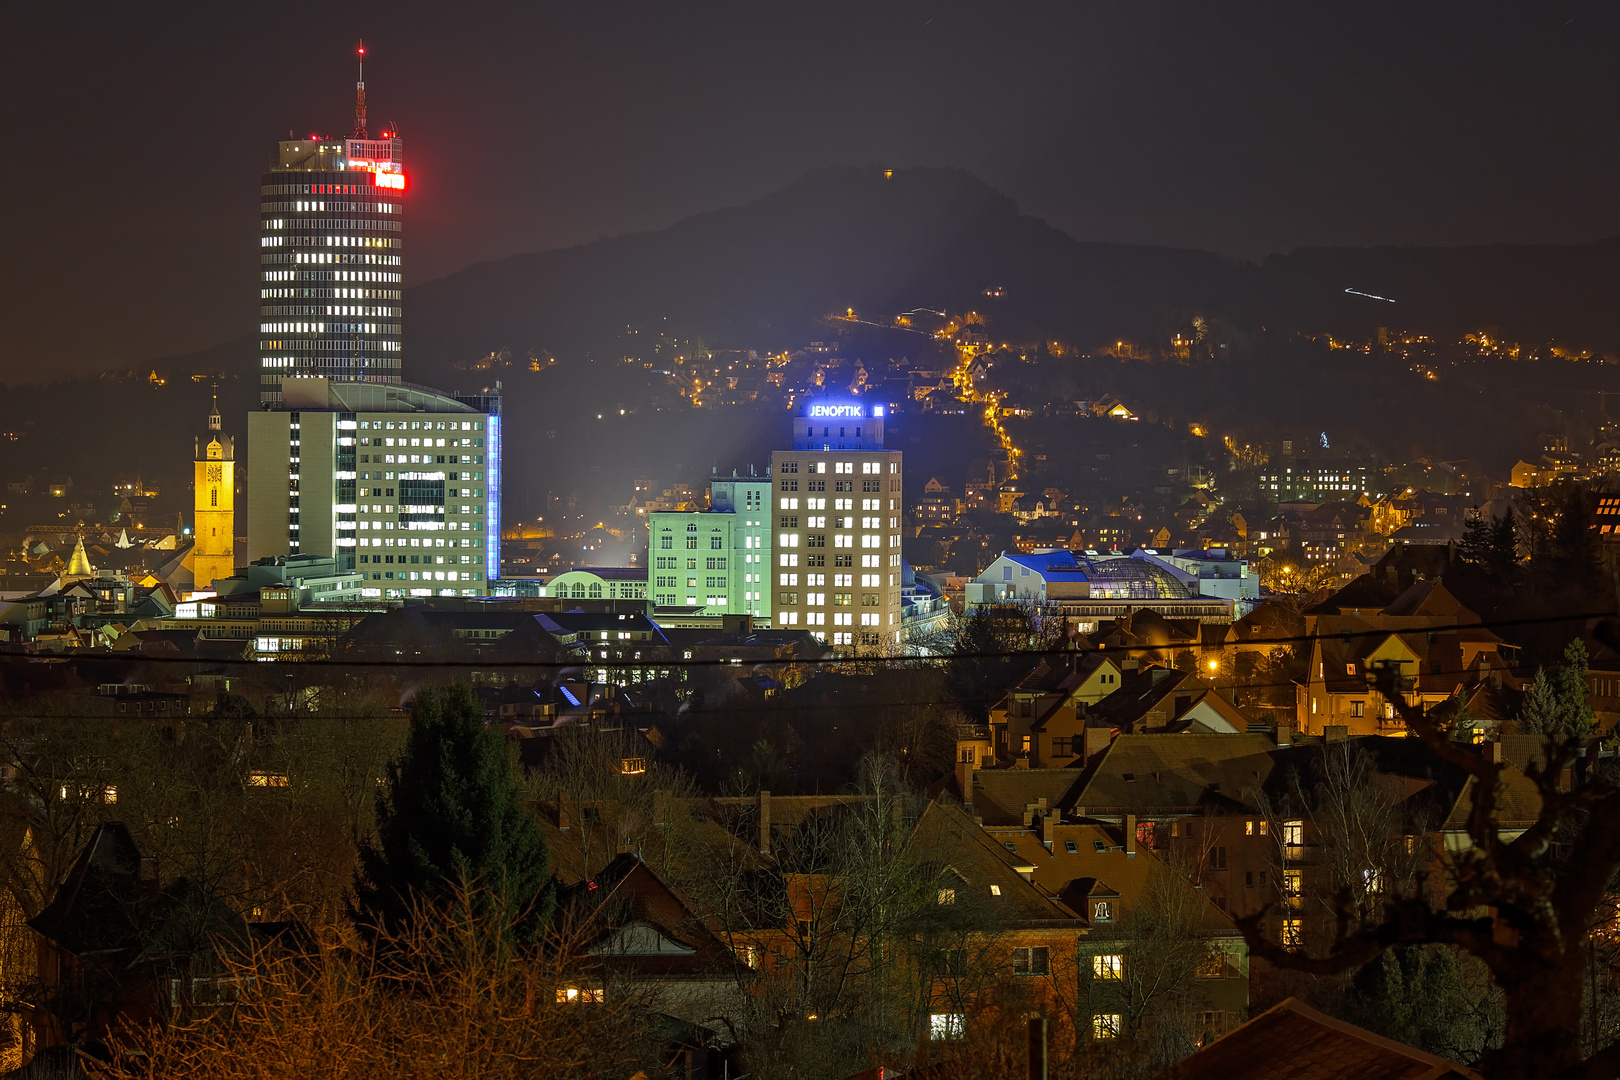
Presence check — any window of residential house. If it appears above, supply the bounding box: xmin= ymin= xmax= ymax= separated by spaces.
xmin=1284 ymin=869 xmax=1303 ymax=902
xmin=556 ymin=985 xmax=605 ymax=1003
xmin=930 ymin=1013 xmax=965 ymax=1040
xmin=1245 ymin=870 xmax=1254 ymax=887
xmin=1281 ymin=919 xmax=1304 ymax=951
xmin=937 ymin=888 xmax=956 ymax=906
xmin=1054 ymin=737 xmax=1072 ymax=756
xmin=1092 ymin=1014 xmax=1121 ymax=1039
xmin=1065 ymin=840 xmax=1078 ymax=854
xmin=989 ymin=885 xmax=1001 ymax=896
xmin=1093 ymin=954 xmax=1124 ymax=979
xmin=1282 ymin=820 xmax=1303 ymax=847
xmin=1245 ymin=820 xmax=1254 ymax=835
xmin=1259 ymin=821 xmax=1268 ymax=835
xmin=1093 ymin=901 xmax=1112 ymax=922
xmin=1013 ymin=947 xmax=1050 ymax=976
xmin=1210 ymin=846 xmax=1227 ymax=870
xmin=1351 ymin=700 xmax=1365 ymax=717
xmin=1346 ymin=663 xmax=1356 ymax=675
xmin=1093 ymin=840 xmax=1106 ymax=853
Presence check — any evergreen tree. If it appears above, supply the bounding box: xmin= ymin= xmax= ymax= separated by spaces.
xmin=1486 ymin=506 xmax=1520 ymax=582
xmin=355 ymin=684 xmax=554 ymax=941
xmin=1516 ymin=638 xmax=1595 ymax=739
xmin=1459 ymin=508 xmax=1492 ymax=570
xmin=1548 ymin=484 xmax=1601 ymax=591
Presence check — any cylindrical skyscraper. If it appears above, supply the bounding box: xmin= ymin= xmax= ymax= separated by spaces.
xmin=257 ymin=50 xmax=406 ymax=405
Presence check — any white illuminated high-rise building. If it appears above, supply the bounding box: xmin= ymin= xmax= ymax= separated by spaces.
xmin=770 ymin=402 xmax=903 ymax=653
xmin=257 ymin=44 xmax=406 ymax=405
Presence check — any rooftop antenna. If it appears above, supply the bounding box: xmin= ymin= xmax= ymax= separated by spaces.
xmin=353 ymin=41 xmax=369 ymax=139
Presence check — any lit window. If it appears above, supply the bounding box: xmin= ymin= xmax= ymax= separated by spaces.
xmin=1092 ymin=1014 xmax=1121 ymax=1039
xmin=930 ymin=1013 xmax=965 ymax=1041
xmin=937 ymin=888 xmax=956 ymax=906
xmin=1092 ymin=954 xmax=1123 ymax=979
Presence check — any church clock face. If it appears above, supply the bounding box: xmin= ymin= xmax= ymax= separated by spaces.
xmin=205 ymin=464 xmax=223 ymax=483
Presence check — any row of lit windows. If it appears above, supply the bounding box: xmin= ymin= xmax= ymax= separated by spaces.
xmin=261 ymin=322 xmax=401 ymax=336
xmin=263 ymin=234 xmax=401 ymax=249
xmin=778 ymin=460 xmax=895 ymax=475
xmin=262 ymin=199 xmax=400 ymax=214
xmin=358 ymin=525 xmax=483 ymax=537
xmin=779 ymin=479 xmax=888 ymax=493
xmin=779 ymin=515 xmax=897 ymax=529
xmin=263 ymin=216 xmax=402 ymax=233
xmin=779 ymin=497 xmax=893 ymax=511
xmin=262 ymin=253 xmax=401 ymax=267
xmin=780 ymin=573 xmax=892 ymax=587
xmin=260 ymin=353 xmax=400 ymax=368
xmin=363 ymin=570 xmax=479 ymax=583
xmin=264 ymin=269 xmax=402 ymax=283
xmin=778 ymin=532 xmax=897 ymax=549
xmin=778 ymin=553 xmax=897 ymax=568
xmin=262 ymin=289 xmax=402 ymax=303
xmin=261 ymin=182 xmax=398 ymax=197
xmin=358 ymin=553 xmax=479 ymax=565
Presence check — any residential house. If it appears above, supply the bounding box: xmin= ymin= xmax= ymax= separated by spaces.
xmin=1154 ymin=996 xmax=1482 ymax=1080
xmin=1295 ymin=580 xmax=1514 ymax=737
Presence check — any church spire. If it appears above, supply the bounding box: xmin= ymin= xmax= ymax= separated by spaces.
xmin=66 ymin=537 xmax=94 ymax=578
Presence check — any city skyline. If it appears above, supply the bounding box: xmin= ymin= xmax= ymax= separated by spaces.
xmin=9 ymin=4 xmax=1620 ymax=374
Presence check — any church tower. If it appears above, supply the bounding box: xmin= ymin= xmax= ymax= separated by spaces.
xmin=193 ymin=395 xmax=235 ymax=589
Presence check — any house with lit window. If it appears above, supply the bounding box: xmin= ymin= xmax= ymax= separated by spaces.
xmin=1295 ymin=579 xmax=1514 ymax=737
xmin=910 ymin=800 xmax=1248 ymax=1050
xmin=984 ymin=653 xmax=1128 ymax=768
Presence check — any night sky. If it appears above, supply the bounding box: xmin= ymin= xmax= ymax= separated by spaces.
xmin=3 ymin=1 xmax=1618 ymax=376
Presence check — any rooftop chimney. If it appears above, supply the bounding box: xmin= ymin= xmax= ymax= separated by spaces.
xmin=1125 ymin=813 xmax=1137 ymax=857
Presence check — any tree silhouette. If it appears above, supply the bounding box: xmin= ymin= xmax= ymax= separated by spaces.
xmin=355 ymin=684 xmax=554 ymax=942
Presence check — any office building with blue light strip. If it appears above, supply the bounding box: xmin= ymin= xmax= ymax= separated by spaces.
xmin=247 ymin=378 xmax=500 ymax=598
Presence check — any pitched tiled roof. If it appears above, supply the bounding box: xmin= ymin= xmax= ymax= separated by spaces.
xmin=1068 ymin=733 xmax=1279 ymax=815
xmin=1082 ymin=666 xmax=1190 ymax=731
xmin=1155 ymin=996 xmax=1481 ymax=1080
xmin=970 ymin=769 xmax=1088 ymax=825
xmin=989 ymin=821 xmax=1239 ymax=936
xmin=906 ymin=801 xmax=1080 ymax=924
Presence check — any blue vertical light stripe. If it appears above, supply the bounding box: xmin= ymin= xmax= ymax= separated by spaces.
xmin=485 ymin=414 xmax=501 ymax=581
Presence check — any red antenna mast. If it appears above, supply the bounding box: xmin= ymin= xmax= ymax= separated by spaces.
xmin=353 ymin=41 xmax=369 ymax=138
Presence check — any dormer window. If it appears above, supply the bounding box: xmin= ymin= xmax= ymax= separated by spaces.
xmin=1093 ymin=901 xmax=1112 ymax=922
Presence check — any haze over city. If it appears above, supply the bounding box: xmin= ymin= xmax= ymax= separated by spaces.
xmin=2 ymin=5 xmax=1620 ymax=1080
